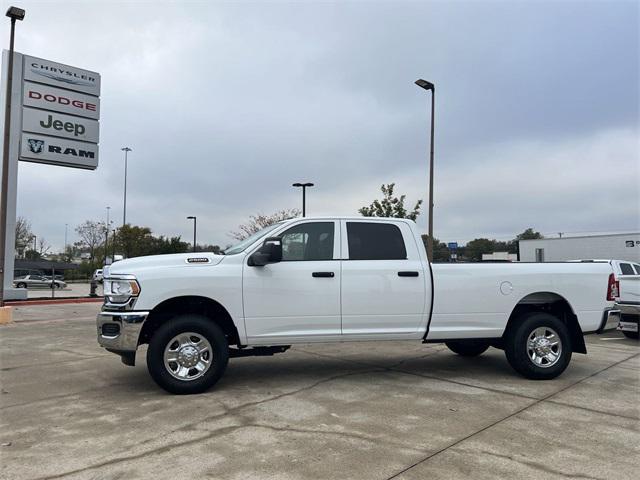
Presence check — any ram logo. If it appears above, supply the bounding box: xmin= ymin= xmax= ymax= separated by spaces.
xmin=27 ymin=138 xmax=45 ymax=154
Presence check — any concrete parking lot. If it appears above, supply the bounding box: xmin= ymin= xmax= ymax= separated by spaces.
xmin=0 ymin=303 xmax=638 ymax=480
xmin=20 ymin=282 xmax=103 ymax=300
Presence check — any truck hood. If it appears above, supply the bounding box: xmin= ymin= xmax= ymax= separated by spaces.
xmin=106 ymin=252 xmax=225 ymax=276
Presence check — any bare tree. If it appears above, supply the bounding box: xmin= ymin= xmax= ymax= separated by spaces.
xmin=229 ymin=209 xmax=300 ymax=241
xmin=14 ymin=216 xmax=33 ymax=257
xmin=75 ymin=220 xmax=106 ymax=261
xmin=37 ymin=237 xmax=51 ymax=256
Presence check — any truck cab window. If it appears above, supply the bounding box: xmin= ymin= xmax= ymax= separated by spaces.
xmin=620 ymin=263 xmax=636 ymax=275
xmin=281 ymin=222 xmax=335 ymax=261
xmin=347 ymin=222 xmax=407 ymax=260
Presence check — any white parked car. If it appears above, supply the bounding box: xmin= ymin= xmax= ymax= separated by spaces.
xmin=93 ymin=269 xmax=104 ymax=283
xmin=97 ymin=217 xmax=618 ymax=394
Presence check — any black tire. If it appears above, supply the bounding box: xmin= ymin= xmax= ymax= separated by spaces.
xmin=445 ymin=339 xmax=490 ymax=357
xmin=16 ymin=282 xmax=26 ymax=288
xmin=505 ymin=312 xmax=572 ymax=380
xmin=147 ymin=314 xmax=229 ymax=394
xmin=622 ymin=330 xmax=639 ymax=340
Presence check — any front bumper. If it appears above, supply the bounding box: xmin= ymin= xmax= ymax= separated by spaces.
xmin=97 ymin=310 xmax=149 ymax=352
xmin=615 ymin=303 xmax=639 ymax=333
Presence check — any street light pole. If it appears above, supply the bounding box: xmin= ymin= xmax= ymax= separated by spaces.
xmin=0 ymin=6 xmax=25 ymax=307
xmin=415 ymin=79 xmax=435 ymax=262
xmin=292 ymin=182 xmax=314 ymax=217
xmin=105 ymin=206 xmax=110 ymax=265
xmin=187 ymin=216 xmax=197 ymax=252
xmin=121 ymin=147 xmax=132 ymax=227
xmin=64 ymin=223 xmax=68 ymax=257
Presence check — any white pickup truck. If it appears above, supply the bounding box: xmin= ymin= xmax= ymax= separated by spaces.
xmin=614 ymin=260 xmax=640 ymax=339
xmin=97 ymin=217 xmax=619 ymax=394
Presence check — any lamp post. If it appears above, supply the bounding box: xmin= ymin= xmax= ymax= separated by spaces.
xmin=121 ymin=147 xmax=132 ymax=227
xmin=105 ymin=206 xmax=111 ymax=265
xmin=292 ymin=182 xmax=314 ymax=217
xmin=415 ymin=78 xmax=435 ymax=262
xmin=187 ymin=216 xmax=197 ymax=252
xmin=0 ymin=6 xmax=25 ymax=307
xmin=64 ymin=223 xmax=68 ymax=258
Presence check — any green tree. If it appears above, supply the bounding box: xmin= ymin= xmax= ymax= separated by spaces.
xmin=359 ymin=183 xmax=422 ymax=221
xmin=463 ymin=238 xmax=497 ymax=262
xmin=112 ymin=225 xmax=189 ymax=258
xmin=421 ymin=235 xmax=451 ymax=262
xmin=515 ymin=228 xmax=543 ymax=240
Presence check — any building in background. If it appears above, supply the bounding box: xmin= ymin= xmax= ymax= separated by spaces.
xmin=519 ymin=233 xmax=640 ymax=262
xmin=482 ymin=252 xmax=518 ymax=262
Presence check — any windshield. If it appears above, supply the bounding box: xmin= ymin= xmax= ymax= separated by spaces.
xmin=224 ymin=223 xmax=283 ymax=255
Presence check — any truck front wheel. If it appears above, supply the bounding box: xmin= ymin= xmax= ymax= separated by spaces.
xmin=504 ymin=313 xmax=571 ymax=380
xmin=445 ymin=340 xmax=490 ymax=357
xmin=147 ymin=314 xmax=229 ymax=394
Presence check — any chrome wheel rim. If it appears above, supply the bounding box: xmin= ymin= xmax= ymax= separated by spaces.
xmin=527 ymin=326 xmax=562 ymax=368
xmin=163 ymin=332 xmax=213 ymax=381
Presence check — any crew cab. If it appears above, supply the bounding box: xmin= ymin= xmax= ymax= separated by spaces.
xmin=97 ymin=217 xmax=618 ymax=394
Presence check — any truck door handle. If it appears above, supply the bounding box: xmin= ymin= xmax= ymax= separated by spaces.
xmin=312 ymin=272 xmax=335 ymax=278
xmin=398 ymin=271 xmax=419 ymax=277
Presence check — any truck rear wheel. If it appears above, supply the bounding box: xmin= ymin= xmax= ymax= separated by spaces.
xmin=622 ymin=330 xmax=639 ymax=340
xmin=147 ymin=314 xmax=229 ymax=394
xmin=504 ymin=312 xmax=571 ymax=380
xmin=445 ymin=340 xmax=490 ymax=357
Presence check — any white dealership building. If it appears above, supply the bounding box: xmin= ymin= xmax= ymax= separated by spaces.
xmin=519 ymin=233 xmax=640 ymax=262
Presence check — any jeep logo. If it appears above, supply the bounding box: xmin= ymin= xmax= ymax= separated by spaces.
xmin=39 ymin=114 xmax=85 ymax=137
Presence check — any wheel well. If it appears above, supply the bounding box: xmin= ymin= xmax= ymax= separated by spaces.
xmin=504 ymin=292 xmax=586 ymax=354
xmin=139 ymin=296 xmax=241 ymax=347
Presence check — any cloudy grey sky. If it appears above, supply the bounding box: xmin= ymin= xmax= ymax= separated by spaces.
xmin=3 ymin=0 xmax=639 ymax=250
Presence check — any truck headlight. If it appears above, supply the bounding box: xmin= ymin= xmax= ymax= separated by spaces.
xmin=104 ymin=278 xmax=140 ymax=303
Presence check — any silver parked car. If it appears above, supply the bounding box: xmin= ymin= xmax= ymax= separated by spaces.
xmin=13 ymin=275 xmax=66 ymax=289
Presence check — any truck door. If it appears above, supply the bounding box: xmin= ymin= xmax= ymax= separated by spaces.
xmin=340 ymin=220 xmax=427 ymax=336
xmin=243 ymin=220 xmax=341 ymax=344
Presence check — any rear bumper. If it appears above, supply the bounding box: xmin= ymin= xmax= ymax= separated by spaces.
xmin=96 ymin=310 xmax=149 ymax=352
xmin=615 ymin=303 xmax=639 ymax=333
xmin=597 ymin=308 xmax=621 ymax=333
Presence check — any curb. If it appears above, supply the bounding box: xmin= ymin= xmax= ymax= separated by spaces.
xmin=6 ymin=297 xmax=104 ymax=307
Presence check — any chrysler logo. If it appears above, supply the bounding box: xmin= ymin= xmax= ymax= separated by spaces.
xmin=27 ymin=138 xmax=45 ymax=154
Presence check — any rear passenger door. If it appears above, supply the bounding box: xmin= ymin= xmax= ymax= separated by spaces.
xmin=340 ymin=220 xmax=427 ymax=337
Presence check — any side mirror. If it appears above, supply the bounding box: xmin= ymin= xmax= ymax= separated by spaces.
xmin=248 ymin=237 xmax=283 ymax=266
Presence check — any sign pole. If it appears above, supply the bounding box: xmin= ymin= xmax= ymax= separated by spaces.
xmin=0 ymin=16 xmax=18 ymax=307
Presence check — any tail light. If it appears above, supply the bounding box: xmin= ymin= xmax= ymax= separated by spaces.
xmin=607 ymin=273 xmax=619 ymax=301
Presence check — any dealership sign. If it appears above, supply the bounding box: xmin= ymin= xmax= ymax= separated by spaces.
xmin=22 ymin=108 xmax=99 ymax=143
xmin=6 ymin=51 xmax=102 ymax=170
xmin=20 ymin=133 xmax=98 ymax=169
xmin=23 ymin=55 xmax=100 ymax=96
xmin=23 ymin=83 xmax=100 ymax=119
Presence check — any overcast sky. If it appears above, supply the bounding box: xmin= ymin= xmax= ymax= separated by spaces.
xmin=3 ymin=0 xmax=639 ymax=251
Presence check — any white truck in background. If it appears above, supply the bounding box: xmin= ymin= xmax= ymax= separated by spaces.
xmin=613 ymin=260 xmax=640 ymax=339
xmin=97 ymin=217 xmax=619 ymax=394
